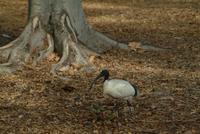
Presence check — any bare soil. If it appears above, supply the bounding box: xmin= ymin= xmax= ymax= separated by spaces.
xmin=0 ymin=0 xmax=200 ymax=133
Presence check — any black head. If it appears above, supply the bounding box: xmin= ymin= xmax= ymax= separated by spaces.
xmin=88 ymin=69 xmax=110 ymax=91
xmin=100 ymin=69 xmax=109 ymax=81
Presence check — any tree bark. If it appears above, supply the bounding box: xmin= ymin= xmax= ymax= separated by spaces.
xmin=0 ymin=0 xmax=129 ymax=74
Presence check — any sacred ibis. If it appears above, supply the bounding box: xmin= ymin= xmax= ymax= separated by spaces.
xmin=89 ymin=69 xmax=139 ymax=113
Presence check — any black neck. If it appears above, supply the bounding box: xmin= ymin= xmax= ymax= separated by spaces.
xmin=89 ymin=70 xmax=109 ymax=90
xmin=101 ymin=70 xmax=109 ymax=81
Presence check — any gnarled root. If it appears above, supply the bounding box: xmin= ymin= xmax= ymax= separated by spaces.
xmin=0 ymin=62 xmax=18 ymax=74
xmin=77 ymin=25 xmax=129 ymax=54
xmin=0 ymin=17 xmax=50 ymax=73
xmin=1 ymin=6 xmax=145 ymax=76
xmin=129 ymin=41 xmax=170 ymax=52
xmin=0 ymin=0 xmax=168 ymax=76
xmin=50 ymin=14 xmax=95 ymax=76
xmin=0 ymin=14 xmax=96 ymax=76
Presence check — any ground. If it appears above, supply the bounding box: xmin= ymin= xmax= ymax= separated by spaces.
xmin=0 ymin=0 xmax=200 ymax=133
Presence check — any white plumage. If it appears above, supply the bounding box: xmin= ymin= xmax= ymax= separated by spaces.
xmin=103 ymin=79 xmax=137 ymax=101
xmin=89 ymin=69 xmax=138 ymax=113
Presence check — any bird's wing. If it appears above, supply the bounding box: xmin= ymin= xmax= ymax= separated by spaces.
xmin=105 ymin=79 xmax=135 ymax=98
xmin=116 ymin=82 xmax=135 ymax=96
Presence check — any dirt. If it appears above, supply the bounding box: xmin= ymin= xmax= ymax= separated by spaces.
xmin=0 ymin=0 xmax=200 ymax=133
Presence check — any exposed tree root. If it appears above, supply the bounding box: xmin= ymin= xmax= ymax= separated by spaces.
xmin=0 ymin=14 xmax=97 ymax=75
xmin=0 ymin=23 xmax=32 ymax=60
xmin=77 ymin=26 xmax=129 ymax=53
xmin=0 ymin=62 xmax=19 ymax=74
xmin=0 ymin=2 xmax=166 ymax=76
xmin=129 ymin=41 xmax=170 ymax=52
xmin=50 ymin=14 xmax=95 ymax=75
xmin=0 ymin=17 xmax=47 ymax=73
xmin=36 ymin=34 xmax=54 ymax=64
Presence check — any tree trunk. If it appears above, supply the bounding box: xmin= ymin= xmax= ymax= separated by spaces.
xmin=0 ymin=0 xmax=129 ymax=74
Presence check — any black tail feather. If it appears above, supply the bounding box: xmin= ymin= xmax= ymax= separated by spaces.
xmin=131 ymin=84 xmax=138 ymax=96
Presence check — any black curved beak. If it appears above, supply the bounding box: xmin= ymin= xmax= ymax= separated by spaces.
xmin=88 ymin=73 xmax=104 ymax=91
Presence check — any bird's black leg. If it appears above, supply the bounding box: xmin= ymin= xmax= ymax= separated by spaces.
xmin=127 ymin=100 xmax=132 ymax=114
xmin=113 ymin=100 xmax=120 ymax=117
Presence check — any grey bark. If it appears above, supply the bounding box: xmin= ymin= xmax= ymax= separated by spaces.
xmin=0 ymin=0 xmax=129 ymax=74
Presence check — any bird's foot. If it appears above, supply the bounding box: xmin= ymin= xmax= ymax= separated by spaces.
xmin=123 ymin=106 xmax=134 ymax=115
